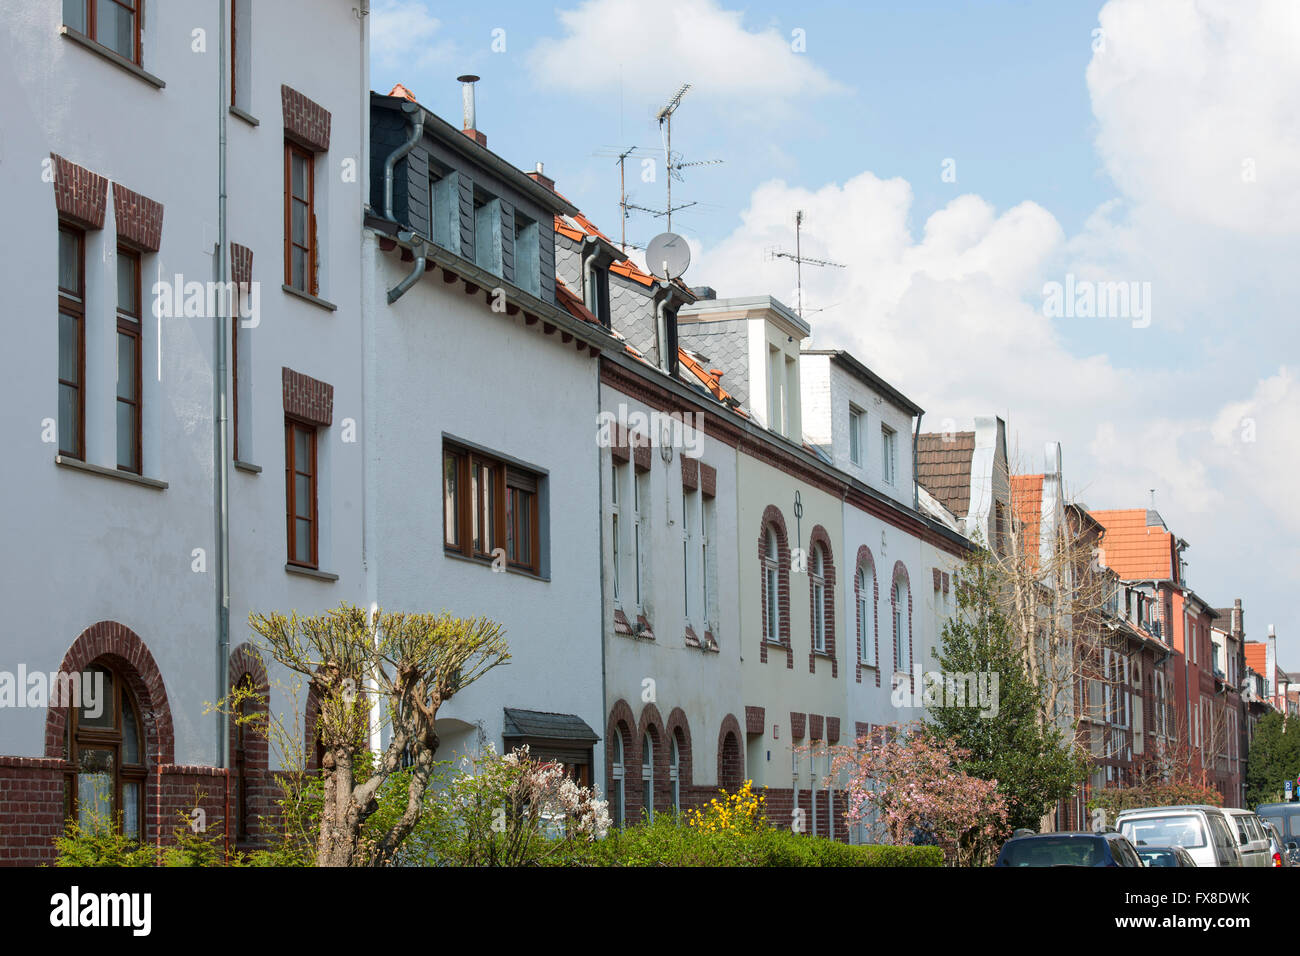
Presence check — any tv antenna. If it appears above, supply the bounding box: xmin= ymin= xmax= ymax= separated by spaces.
xmin=656 ymin=83 xmax=692 ymax=230
xmin=766 ymin=210 xmax=846 ymax=318
xmin=595 ymin=145 xmax=655 ymax=252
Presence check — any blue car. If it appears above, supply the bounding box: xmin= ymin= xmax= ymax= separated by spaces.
xmin=995 ymin=831 xmax=1145 ymax=867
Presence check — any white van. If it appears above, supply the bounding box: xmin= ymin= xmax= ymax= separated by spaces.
xmin=1115 ymin=806 xmax=1243 ymax=867
xmin=1222 ymin=808 xmax=1271 ymax=867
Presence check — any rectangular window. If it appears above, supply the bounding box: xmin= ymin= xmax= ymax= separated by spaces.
xmin=767 ymin=345 xmax=782 ymax=433
xmin=765 ymin=565 xmax=779 ymax=641
xmin=443 ymin=442 xmax=543 ymax=573
xmin=701 ymin=495 xmax=715 ymax=630
xmin=115 ymin=247 xmax=142 ymax=474
xmin=285 ymin=419 xmax=318 ymax=568
xmin=848 ymin=406 xmax=862 ymax=465
xmin=633 ymin=470 xmax=646 ymax=606
xmin=610 ymin=458 xmax=622 ymax=603
xmin=57 ymin=224 xmax=86 ymax=460
xmin=429 ymin=167 xmax=455 ymax=251
xmin=513 ymin=211 xmax=540 ymax=297
xmin=473 ymin=190 xmax=503 ymax=276
xmin=682 ymin=488 xmax=692 ymax=619
xmin=64 ymin=0 xmax=141 ymax=64
xmin=881 ymin=424 xmax=897 ymax=485
xmin=284 ymin=143 xmax=316 ymax=294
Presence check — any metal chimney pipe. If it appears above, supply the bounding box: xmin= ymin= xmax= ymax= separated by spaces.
xmin=458 ymin=74 xmax=479 ymax=130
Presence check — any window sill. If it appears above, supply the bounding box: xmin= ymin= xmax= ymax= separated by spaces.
xmin=282 ymin=284 xmax=338 ymax=312
xmin=442 ymin=548 xmax=550 ymax=582
xmin=229 ymin=105 xmax=260 ymax=127
xmin=59 ymin=27 xmax=165 ymax=88
xmin=55 ymin=455 xmax=167 ymax=490
xmin=859 ymin=662 xmax=878 ymax=670
xmin=233 ymin=460 xmax=262 ymax=474
xmin=285 ymin=563 xmax=339 ymax=582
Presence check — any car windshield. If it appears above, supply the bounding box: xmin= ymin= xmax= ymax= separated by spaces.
xmin=1137 ymin=848 xmax=1178 ymax=867
xmin=1120 ymin=814 xmax=1206 ymax=849
xmin=1000 ymin=837 xmax=1105 ymax=866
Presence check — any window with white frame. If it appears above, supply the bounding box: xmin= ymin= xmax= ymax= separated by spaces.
xmin=701 ymin=494 xmax=716 ymax=633
xmin=881 ymin=424 xmax=897 ymax=486
xmin=609 ymin=727 xmax=626 ymax=828
xmin=892 ymin=575 xmax=909 ymax=671
xmin=641 ymin=733 xmax=654 ymax=821
xmin=610 ymin=456 xmax=624 ymax=604
xmin=763 ymin=526 xmax=780 ymax=642
xmin=669 ymin=735 xmax=680 ymax=816
xmin=848 ymin=405 xmax=863 ymax=465
xmin=811 ymin=545 xmax=827 ymax=653
xmin=683 ymin=485 xmax=696 ymax=621
xmin=633 ymin=467 xmax=647 ymax=609
xmin=857 ymin=560 xmax=876 ymax=667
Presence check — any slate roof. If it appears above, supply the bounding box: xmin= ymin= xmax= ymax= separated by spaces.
xmin=1089 ymin=508 xmax=1176 ymax=581
xmin=501 ymin=708 xmax=599 ymax=743
xmin=916 ymin=431 xmax=976 ymax=518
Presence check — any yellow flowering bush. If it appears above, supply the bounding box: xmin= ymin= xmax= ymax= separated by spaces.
xmin=685 ymin=780 xmax=767 ymax=834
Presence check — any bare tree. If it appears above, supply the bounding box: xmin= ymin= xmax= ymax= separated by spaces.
xmin=249 ymin=603 xmax=509 ymax=867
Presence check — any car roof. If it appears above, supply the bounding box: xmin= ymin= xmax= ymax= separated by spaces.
xmin=1007 ymin=831 xmax=1109 ymax=839
xmin=1116 ymin=805 xmax=1223 ymax=816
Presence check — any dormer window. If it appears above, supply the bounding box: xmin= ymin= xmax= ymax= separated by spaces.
xmin=428 ymin=165 xmax=456 ymax=251
xmin=513 ymin=211 xmax=540 ymax=297
xmin=580 ymin=234 xmax=619 ymax=328
xmin=473 ymin=188 xmax=502 ymax=277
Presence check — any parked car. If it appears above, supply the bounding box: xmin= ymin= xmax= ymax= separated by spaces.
xmin=1115 ymin=806 xmax=1243 ymax=867
xmin=1223 ymin=808 xmax=1272 ymax=867
xmin=995 ymin=831 xmax=1145 ymax=867
xmin=1255 ymin=802 xmax=1300 ymax=856
xmin=1136 ymin=845 xmax=1197 ymax=867
xmin=1261 ymin=820 xmax=1292 ymax=867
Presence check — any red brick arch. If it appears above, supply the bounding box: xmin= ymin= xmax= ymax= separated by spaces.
xmin=44 ymin=620 xmax=174 ymax=765
xmin=854 ymin=544 xmax=882 ymax=687
xmin=807 ymin=525 xmax=837 ymax=678
xmin=758 ymin=505 xmax=792 ymax=669
xmin=716 ymin=713 xmax=744 ymax=793
xmin=637 ymin=703 xmax=668 ymax=817
xmin=664 ymin=707 xmax=694 ymax=798
xmin=606 ymin=698 xmax=637 ymax=824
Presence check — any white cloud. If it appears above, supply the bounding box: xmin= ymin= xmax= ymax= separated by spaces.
xmin=528 ymin=0 xmax=844 ymax=114
xmin=370 ymin=0 xmax=455 ymax=76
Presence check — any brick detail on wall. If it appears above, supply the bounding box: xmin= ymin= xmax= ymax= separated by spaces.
xmin=807 ymin=525 xmax=837 ymax=678
xmin=112 ymin=182 xmax=164 ymax=252
xmin=809 ymin=713 xmax=824 ymax=741
xmin=826 ymin=717 xmax=841 ymax=744
xmin=764 ymin=787 xmax=851 ymax=843
xmin=228 ymin=643 xmax=272 ymax=850
xmin=892 ymin=561 xmax=915 ymax=692
xmin=933 ymin=567 xmax=942 ymax=590
xmin=281 ymin=84 xmax=332 ymax=151
xmin=0 ymin=757 xmax=65 ymax=865
xmin=942 ymin=571 xmax=950 ymax=594
xmin=50 ymin=154 xmax=108 ymax=229
xmin=717 ymin=714 xmax=743 ymax=792
xmin=790 ymin=711 xmax=806 ymax=740
xmin=744 ymin=705 xmax=765 ymax=735
xmin=664 ymin=707 xmax=694 ymax=797
xmin=681 ymin=455 xmax=698 ymax=490
xmin=632 ymin=435 xmax=651 ymax=473
xmin=855 ymin=721 xmax=871 ymax=745
xmin=699 ymin=462 xmax=717 ymax=497
xmin=231 ymin=242 xmax=254 ymax=286
xmin=758 ymin=504 xmax=793 ymax=668
xmin=282 ymin=367 xmax=334 ymax=426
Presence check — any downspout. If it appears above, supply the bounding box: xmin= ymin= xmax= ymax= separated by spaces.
xmin=912 ymin=412 xmax=922 ymax=511
xmin=582 ymin=243 xmax=598 ymax=314
xmin=387 ymin=232 xmax=426 ymax=303
xmin=596 ymin=359 xmax=609 ymax=814
xmin=384 ymin=100 xmax=423 ymax=222
xmin=215 ymin=0 xmax=232 ymax=844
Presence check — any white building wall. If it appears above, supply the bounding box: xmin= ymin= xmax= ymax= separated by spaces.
xmin=0 ymin=1 xmax=365 ymax=766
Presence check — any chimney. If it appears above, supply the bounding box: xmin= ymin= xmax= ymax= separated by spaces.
xmin=1268 ymin=625 xmax=1278 ymax=699
xmin=457 ymin=74 xmax=486 ymax=147
xmin=527 ymin=162 xmax=556 ymax=192
xmin=1232 ymin=597 xmax=1243 ymax=639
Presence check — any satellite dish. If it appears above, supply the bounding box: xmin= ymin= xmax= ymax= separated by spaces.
xmin=646 ymin=232 xmax=690 ymax=280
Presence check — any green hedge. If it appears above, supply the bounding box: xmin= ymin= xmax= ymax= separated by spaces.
xmin=544 ymin=816 xmax=943 ymax=867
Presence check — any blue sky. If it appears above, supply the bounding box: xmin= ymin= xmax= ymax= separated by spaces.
xmin=371 ymin=0 xmax=1300 ymax=663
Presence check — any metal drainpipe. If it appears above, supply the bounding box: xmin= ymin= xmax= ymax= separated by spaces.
xmin=387 ymin=232 xmax=426 ymax=303
xmin=912 ymin=412 xmax=922 ymax=510
xmin=384 ymin=101 xmax=423 ymax=221
xmin=596 ymin=363 xmax=609 ymax=817
xmin=215 ymin=0 xmax=232 ymax=788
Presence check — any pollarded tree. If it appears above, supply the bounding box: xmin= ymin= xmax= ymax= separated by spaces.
xmin=249 ymin=603 xmax=509 ymax=867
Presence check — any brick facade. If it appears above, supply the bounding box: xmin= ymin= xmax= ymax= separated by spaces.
xmin=758 ymin=504 xmax=793 ymax=668
xmin=282 ymin=367 xmax=334 ymax=427
xmin=281 ymin=84 xmax=332 ymax=152
xmin=112 ymin=181 xmax=164 ymax=252
xmin=49 ymin=153 xmax=108 ymax=229
xmin=807 ymin=524 xmax=837 ymax=678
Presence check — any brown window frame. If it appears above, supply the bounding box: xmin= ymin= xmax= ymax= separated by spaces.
xmin=57 ymin=222 xmax=87 ymax=460
xmin=64 ymin=663 xmax=147 ymax=838
xmin=284 ymin=142 xmax=318 ymax=295
xmin=443 ymin=442 xmax=542 ymax=574
xmin=285 ymin=417 xmax=319 ymax=569
xmin=64 ymin=0 xmax=144 ymax=66
xmin=115 ymin=245 xmax=143 ymax=474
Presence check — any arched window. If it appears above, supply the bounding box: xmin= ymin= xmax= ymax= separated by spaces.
xmin=857 ymin=561 xmax=876 ymax=667
xmin=233 ymin=673 xmax=253 ymax=842
xmin=892 ymin=575 xmax=910 ymax=672
xmin=669 ymin=735 xmax=680 ymax=816
xmin=811 ymin=545 xmax=827 ymax=652
xmin=64 ymin=663 xmax=146 ymax=838
xmin=762 ymin=527 xmax=780 ymax=642
xmin=641 ymin=733 xmax=654 ymax=820
xmin=609 ymin=727 xmax=626 ymax=828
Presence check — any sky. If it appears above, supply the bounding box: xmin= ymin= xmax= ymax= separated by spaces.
xmin=369 ymin=0 xmax=1300 ymax=664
